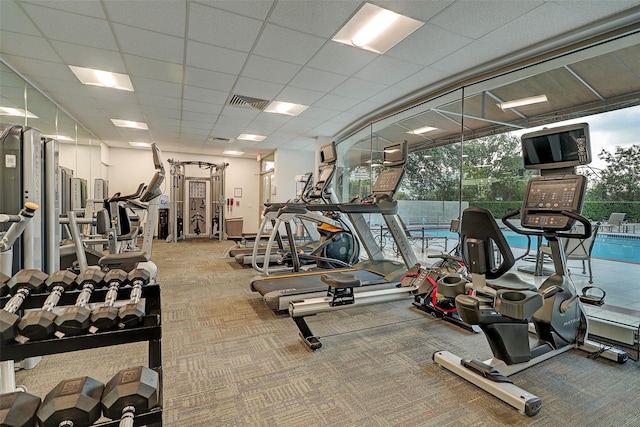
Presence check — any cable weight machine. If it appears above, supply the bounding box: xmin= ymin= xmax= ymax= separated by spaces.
xmin=166 ymin=159 xmax=229 ymax=242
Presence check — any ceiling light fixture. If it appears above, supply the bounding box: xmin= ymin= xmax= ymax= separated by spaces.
xmin=69 ymin=65 xmax=134 ymax=91
xmin=332 ymin=3 xmax=423 ymax=54
xmin=498 ymin=95 xmax=548 ymax=110
xmin=128 ymin=142 xmax=152 ymax=148
xmin=264 ymin=101 xmax=308 ymax=116
xmin=0 ymin=107 xmax=38 ymax=118
xmin=407 ymin=126 xmax=438 ymax=135
xmin=223 ymin=150 xmax=245 ymax=156
xmin=237 ymin=133 xmax=266 ymax=142
xmin=111 ymin=119 xmax=148 ymax=130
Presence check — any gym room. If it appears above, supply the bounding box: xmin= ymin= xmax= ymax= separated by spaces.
xmin=1 ymin=1 xmax=639 ymax=426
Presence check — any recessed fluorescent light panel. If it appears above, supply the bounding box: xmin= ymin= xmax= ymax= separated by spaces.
xmin=44 ymin=134 xmax=74 ymax=142
xmin=111 ymin=119 xmax=149 ymax=130
xmin=264 ymin=101 xmax=308 ymax=116
xmin=223 ymin=150 xmax=245 ymax=156
xmin=332 ymin=3 xmax=423 ymax=54
xmin=128 ymin=142 xmax=152 ymax=148
xmin=237 ymin=134 xmax=266 ymax=142
xmin=407 ymin=126 xmax=438 ymax=135
xmin=0 ymin=107 xmax=38 ymax=118
xmin=69 ymin=65 xmax=134 ymax=91
xmin=498 ymin=95 xmax=548 ymax=110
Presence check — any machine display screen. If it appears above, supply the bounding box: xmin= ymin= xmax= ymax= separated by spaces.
xmin=317 ymin=165 xmax=334 ymax=183
xmin=372 ymin=168 xmax=404 ymax=193
xmin=320 ymin=142 xmax=336 ymax=164
xmin=525 ymin=178 xmax=581 ymax=210
xmin=521 ymin=175 xmax=586 ymax=230
xmin=521 ymin=123 xmax=590 ymax=170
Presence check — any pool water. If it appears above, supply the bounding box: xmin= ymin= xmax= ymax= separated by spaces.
xmin=409 ymin=228 xmax=640 ymax=264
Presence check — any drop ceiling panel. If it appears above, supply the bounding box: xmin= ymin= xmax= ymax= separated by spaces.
xmin=0 ymin=55 xmax=71 ymax=82
xmin=394 ymin=66 xmax=450 ymax=91
xmin=312 ymin=93 xmax=363 ymax=111
xmin=50 ymin=41 xmax=124 ymax=72
xmin=289 ymin=67 xmax=349 ymax=93
xmin=330 ymin=78 xmax=389 ymax=101
xmin=0 ymin=31 xmax=61 ymax=62
xmin=21 ymin=0 xmax=106 ymax=18
xmin=205 ymin=0 xmax=275 ymax=21
xmin=241 ymin=55 xmax=301 ymax=85
xmin=133 ymin=78 xmax=182 ymax=98
xmin=557 ymin=0 xmax=640 ymax=22
xmin=183 ymin=86 xmax=228 ymax=105
xmin=0 ymin=0 xmax=40 ymax=35
xmin=429 ymin=0 xmax=543 ymax=40
xmin=253 ymin=24 xmax=326 ymax=65
xmin=182 ymin=100 xmax=224 ymax=116
xmin=123 ymin=55 xmax=184 ymax=83
xmin=188 ymin=3 xmax=263 ymax=52
xmin=307 ymin=42 xmax=377 ymax=76
xmin=268 ymin=0 xmax=360 ymax=38
xmin=185 ymin=40 xmax=248 ymax=75
xmin=233 ymin=77 xmax=284 ymax=100
xmin=112 ymin=23 xmax=184 ymax=63
xmin=104 ymin=0 xmax=186 ymax=37
xmin=355 ymin=56 xmax=424 ymax=86
xmin=183 ymin=67 xmax=236 ymax=91
xmin=20 ymin=3 xmax=115 ymax=50
xmin=277 ymin=86 xmax=325 ymax=105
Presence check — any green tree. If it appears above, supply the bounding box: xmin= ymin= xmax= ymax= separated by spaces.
xmin=586 ymin=144 xmax=640 ymax=201
xmin=404 ymin=144 xmax=460 ymax=200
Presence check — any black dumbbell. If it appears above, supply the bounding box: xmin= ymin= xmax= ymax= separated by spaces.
xmin=36 ymin=376 xmax=104 ymax=427
xmin=102 ymin=366 xmax=160 ymax=426
xmin=90 ymin=269 xmax=129 ymax=331
xmin=0 ymin=269 xmax=48 ymax=344
xmin=17 ymin=270 xmax=78 ymax=341
xmin=54 ymin=267 xmax=105 ymax=337
xmin=0 ymin=391 xmax=41 ymax=427
xmin=118 ymin=268 xmax=152 ymax=327
xmin=0 ymin=272 xmax=10 ymax=297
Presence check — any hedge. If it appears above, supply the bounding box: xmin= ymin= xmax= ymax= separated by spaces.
xmin=472 ymin=201 xmax=640 ymax=223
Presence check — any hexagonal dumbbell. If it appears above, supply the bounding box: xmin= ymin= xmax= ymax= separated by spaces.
xmin=36 ymin=376 xmax=104 ymax=427
xmin=17 ymin=270 xmax=78 ymax=341
xmin=118 ymin=268 xmax=152 ymax=327
xmin=0 ymin=390 xmax=42 ymax=427
xmin=101 ymin=366 xmax=160 ymax=425
xmin=0 ymin=272 xmax=10 ymax=297
xmin=90 ymin=269 xmax=129 ymax=331
xmin=54 ymin=267 xmax=105 ymax=337
xmin=0 ymin=269 xmax=48 ymax=344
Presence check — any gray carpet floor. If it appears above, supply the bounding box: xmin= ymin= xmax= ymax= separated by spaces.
xmin=14 ymin=239 xmax=640 ymax=426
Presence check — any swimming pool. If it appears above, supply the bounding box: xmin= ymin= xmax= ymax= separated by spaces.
xmin=408 ymin=228 xmax=640 ymax=263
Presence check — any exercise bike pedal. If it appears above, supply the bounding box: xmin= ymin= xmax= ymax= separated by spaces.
xmin=579 ymin=286 xmax=606 ymax=306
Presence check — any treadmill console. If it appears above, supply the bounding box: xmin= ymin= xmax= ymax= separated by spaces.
xmin=521 ymin=174 xmax=586 ymax=231
xmin=372 ymin=168 xmax=404 ymax=199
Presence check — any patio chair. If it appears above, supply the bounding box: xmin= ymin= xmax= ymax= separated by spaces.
xmin=539 ymin=223 xmax=600 ymax=283
xmin=602 ymin=212 xmax=626 ymax=232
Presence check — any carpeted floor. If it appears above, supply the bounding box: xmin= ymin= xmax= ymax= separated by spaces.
xmin=15 ymin=239 xmax=640 ymax=426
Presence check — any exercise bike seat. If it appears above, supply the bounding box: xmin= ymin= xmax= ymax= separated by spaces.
xmin=486 ymin=272 xmax=537 ymax=292
xmin=321 ymin=272 xmax=361 ymax=289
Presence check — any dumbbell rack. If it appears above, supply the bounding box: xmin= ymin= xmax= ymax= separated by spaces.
xmin=0 ymin=283 xmax=163 ymax=426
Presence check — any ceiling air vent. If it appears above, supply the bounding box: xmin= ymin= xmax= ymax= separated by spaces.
xmin=208 ymin=136 xmax=233 ymax=143
xmin=227 ymin=94 xmax=270 ymax=110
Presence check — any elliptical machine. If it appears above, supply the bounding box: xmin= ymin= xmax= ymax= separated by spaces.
xmin=433 ymin=123 xmax=628 ymax=416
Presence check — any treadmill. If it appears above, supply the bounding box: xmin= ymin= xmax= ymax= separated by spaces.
xmin=250 ymin=141 xmax=418 ymax=312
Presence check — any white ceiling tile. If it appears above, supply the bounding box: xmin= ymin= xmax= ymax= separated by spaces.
xmin=188 ymin=3 xmax=262 ymax=52
xmin=307 ymin=42 xmax=377 ymax=76
xmin=182 ymin=110 xmax=217 ymax=123
xmin=137 ymin=92 xmax=182 ymax=110
xmin=312 ymin=93 xmax=362 ymax=111
xmin=0 ymin=0 xmax=40 ymax=35
xmin=558 ymin=1 xmax=640 ymax=21
xmin=297 ymin=106 xmax=340 ymax=121
xmin=184 ymin=67 xmax=236 ymax=91
xmin=253 ymin=24 xmax=325 ymax=65
xmin=355 ymin=56 xmax=424 ymax=86
xmin=142 ymin=106 xmax=182 ymax=120
xmin=375 ymin=0 xmax=454 ymax=22
xmin=234 ymin=77 xmax=283 ymax=100
xmin=183 ymin=100 xmax=224 ymax=116
xmin=21 ymin=0 xmax=106 ymax=18
xmin=269 ymin=0 xmax=360 ymax=38
xmin=181 ymin=119 xmax=213 ymax=130
xmin=385 ymin=23 xmax=473 ymax=67
xmin=330 ymin=78 xmax=389 ymax=100
xmin=123 ymin=55 xmax=184 ymax=83
xmin=241 ymin=55 xmax=301 ymax=85
xmin=393 ymin=66 xmax=450 ymax=91
xmin=104 ymin=0 xmax=186 ymax=37
xmin=112 ymin=23 xmax=183 ymax=63
xmin=197 ymin=0 xmax=275 ymax=21
xmin=276 ymin=86 xmax=325 ymax=105
xmin=429 ymin=0 xmax=543 ymax=40
xmin=289 ymin=67 xmax=348 ymax=93
xmin=185 ymin=40 xmax=248 ymax=75
xmin=50 ymin=40 xmax=124 ymax=72
xmin=183 ymin=85 xmax=229 ymax=105
xmin=366 ymin=86 xmax=410 ymax=106
xmin=0 ymin=55 xmax=72 ymax=82
xmin=0 ymin=31 xmax=60 ymax=62
xmin=20 ymin=2 xmax=116 ymax=49
xmin=132 ymin=78 xmax=182 ymax=98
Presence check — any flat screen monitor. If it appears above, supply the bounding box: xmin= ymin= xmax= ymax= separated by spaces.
xmin=521 ymin=123 xmax=590 ymax=170
xmin=521 ymin=174 xmax=586 ymax=230
xmin=319 ymin=142 xmax=336 ymax=164
xmin=383 ymin=141 xmax=407 ymax=167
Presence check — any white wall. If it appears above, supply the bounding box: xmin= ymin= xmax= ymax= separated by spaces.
xmin=273 ymin=148 xmax=315 ymax=202
xmin=105 ymin=147 xmax=262 ymax=233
